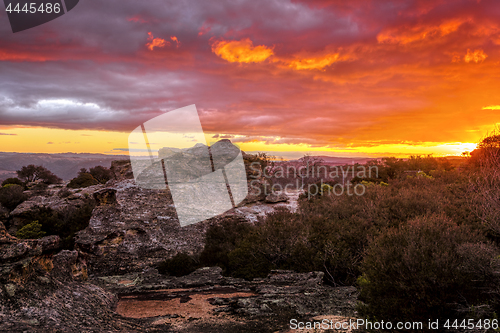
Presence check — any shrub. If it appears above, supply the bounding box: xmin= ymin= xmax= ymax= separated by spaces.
xmin=89 ymin=166 xmax=113 ymax=184
xmin=357 ymin=214 xmax=500 ymax=322
xmin=199 ymin=217 xmax=253 ymax=272
xmin=2 ymin=177 xmax=23 ymax=187
xmin=67 ymin=170 xmax=98 ymax=188
xmin=226 ymin=209 xmax=312 ymax=280
xmin=200 ymin=210 xmax=320 ymax=281
xmin=0 ymin=184 xmax=28 ymax=210
xmin=20 ymin=198 xmax=96 ymax=249
xmin=158 ymin=252 xmax=198 ymax=276
xmin=16 ymin=220 xmax=46 ymax=239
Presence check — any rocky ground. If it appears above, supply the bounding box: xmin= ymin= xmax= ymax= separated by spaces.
xmin=0 ymin=157 xmax=361 ymax=332
xmin=0 ymin=218 xmax=359 ymax=332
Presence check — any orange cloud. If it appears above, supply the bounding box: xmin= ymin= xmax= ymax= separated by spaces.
xmin=285 ymin=53 xmax=344 ymax=70
xmin=211 ymin=38 xmax=274 ymax=63
xmin=464 ymin=49 xmax=487 ymax=63
xmin=211 ymin=38 xmax=348 ymax=70
xmin=377 ymin=18 xmax=467 ymax=44
xmin=146 ymin=32 xmax=169 ymax=51
xmin=170 ymin=36 xmax=180 ymax=47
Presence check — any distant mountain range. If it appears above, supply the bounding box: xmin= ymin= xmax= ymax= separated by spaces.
xmin=291 ymin=155 xmax=379 ymax=165
xmin=0 ymin=152 xmax=128 ymax=181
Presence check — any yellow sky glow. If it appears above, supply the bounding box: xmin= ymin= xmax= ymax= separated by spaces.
xmin=0 ymin=125 xmax=480 ymax=158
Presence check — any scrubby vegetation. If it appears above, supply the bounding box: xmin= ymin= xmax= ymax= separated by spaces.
xmin=158 ymin=252 xmax=199 ymax=276
xmin=67 ymin=166 xmax=113 ymax=188
xmin=156 ymin=130 xmax=500 ymax=325
xmin=21 ymin=199 xmax=96 ymax=248
xmin=0 ymin=184 xmax=28 ymax=210
xmin=16 ymin=220 xmax=46 ymax=239
xmin=1 ymin=177 xmax=23 ymax=187
xmin=358 ymin=214 xmax=499 ymax=322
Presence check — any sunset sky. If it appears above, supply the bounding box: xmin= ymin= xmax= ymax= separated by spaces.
xmin=1 ymin=0 xmax=500 ymax=158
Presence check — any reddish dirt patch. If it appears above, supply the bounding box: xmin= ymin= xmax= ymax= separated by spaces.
xmin=116 ymin=287 xmax=255 ymax=319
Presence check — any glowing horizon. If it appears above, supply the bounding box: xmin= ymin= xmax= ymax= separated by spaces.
xmin=0 ymin=125 xmax=480 ymax=159
xmin=2 ymin=1 xmax=500 ymax=158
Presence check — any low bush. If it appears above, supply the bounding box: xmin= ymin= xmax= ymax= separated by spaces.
xmin=16 ymin=220 xmax=46 ymax=239
xmin=0 ymin=184 xmax=28 ymax=210
xmin=16 ymin=165 xmax=62 ymax=184
xmin=19 ymin=198 xmax=96 ymax=249
xmin=158 ymin=252 xmax=199 ymax=276
xmin=89 ymin=166 xmax=113 ymax=184
xmin=2 ymin=177 xmax=23 ymax=187
xmin=67 ymin=170 xmax=98 ymax=188
xmin=199 ymin=217 xmax=253 ymax=272
xmin=357 ymin=214 xmax=500 ymax=322
xmin=226 ymin=209 xmax=312 ymax=280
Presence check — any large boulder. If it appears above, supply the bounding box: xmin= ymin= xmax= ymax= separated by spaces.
xmin=75 ymin=179 xmax=215 ymax=276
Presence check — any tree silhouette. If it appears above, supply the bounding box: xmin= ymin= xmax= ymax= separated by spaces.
xmin=16 ymin=165 xmax=62 ymax=184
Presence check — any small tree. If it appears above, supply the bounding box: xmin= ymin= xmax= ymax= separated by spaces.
xmin=16 ymin=165 xmax=62 ymax=184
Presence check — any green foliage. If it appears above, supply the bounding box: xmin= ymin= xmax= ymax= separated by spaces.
xmin=320 ymin=183 xmax=333 ymax=195
xmin=0 ymin=184 xmax=28 ymax=210
xmin=16 ymin=220 xmax=46 ymax=239
xmin=20 ymin=199 xmax=96 ymax=249
xmin=358 ymin=214 xmax=500 ymax=322
xmin=199 ymin=171 xmax=482 ymax=286
xmin=199 ymin=217 xmax=253 ymax=272
xmin=2 ymin=177 xmax=23 ymax=187
xmin=67 ymin=169 xmax=98 ymax=188
xmin=16 ymin=165 xmax=62 ymax=184
xmin=361 ymin=155 xmax=455 ymax=183
xmin=158 ymin=252 xmax=198 ymax=277
xmin=226 ymin=209 xmax=314 ymax=280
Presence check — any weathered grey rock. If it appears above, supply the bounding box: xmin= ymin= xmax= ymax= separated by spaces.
xmin=93 ymin=188 xmax=117 ymax=206
xmin=110 ymin=159 xmax=134 ymax=181
xmin=0 ymin=225 xmax=145 ymax=333
xmin=8 ymin=186 xmax=100 ymax=235
xmin=265 ymin=192 xmax=288 ymax=203
xmin=179 ymin=266 xmax=223 ymax=287
xmin=75 ymin=179 xmax=216 ymax=276
xmin=103 ymin=267 xmax=358 ymax=321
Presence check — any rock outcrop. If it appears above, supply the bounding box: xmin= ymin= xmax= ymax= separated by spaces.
xmin=7 ymin=185 xmax=101 ymax=235
xmin=97 ymin=267 xmax=358 ymax=332
xmin=75 ymin=179 xmax=222 ymax=276
xmin=0 ymin=222 xmax=149 ymax=333
xmin=265 ymin=192 xmax=289 ymax=203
